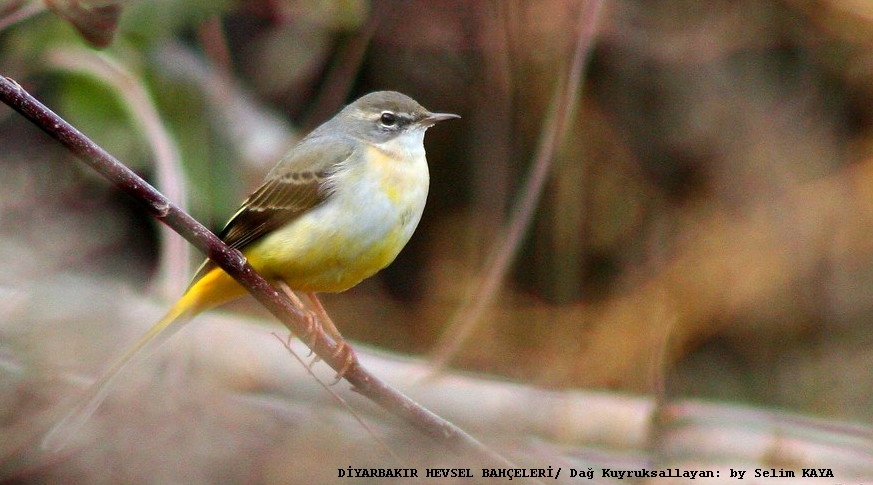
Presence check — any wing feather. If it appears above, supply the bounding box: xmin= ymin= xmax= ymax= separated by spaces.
xmin=191 ymin=136 xmax=356 ymax=282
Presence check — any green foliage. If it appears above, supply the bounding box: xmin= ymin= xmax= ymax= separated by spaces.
xmin=54 ymin=72 xmax=145 ymax=170
xmin=0 ymin=1 xmax=246 ymax=225
xmin=149 ymin=71 xmax=241 ymax=226
xmin=120 ymin=0 xmax=237 ymax=46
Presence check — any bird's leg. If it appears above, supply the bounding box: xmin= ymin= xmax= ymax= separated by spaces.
xmin=304 ymin=292 xmax=357 ymax=380
xmin=272 ymin=281 xmax=357 ymax=380
xmin=274 ymin=281 xmax=320 ymax=351
xmin=302 ymin=293 xmax=343 ymax=344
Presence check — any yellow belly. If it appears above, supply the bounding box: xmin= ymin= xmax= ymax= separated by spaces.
xmin=246 ymin=222 xmax=408 ymax=293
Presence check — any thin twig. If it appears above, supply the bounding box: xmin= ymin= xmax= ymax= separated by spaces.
xmin=45 ymin=47 xmax=191 ymax=298
xmin=0 ymin=75 xmax=530 ymax=475
xmin=270 ymin=332 xmax=405 ymax=466
xmin=302 ymin=11 xmax=379 ymax=131
xmin=0 ymin=1 xmax=45 ymax=33
xmin=428 ymin=0 xmax=604 ymax=372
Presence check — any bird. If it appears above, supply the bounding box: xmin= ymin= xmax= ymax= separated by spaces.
xmin=42 ymin=90 xmax=459 ymax=450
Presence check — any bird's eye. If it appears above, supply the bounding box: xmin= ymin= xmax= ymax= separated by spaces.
xmin=380 ymin=111 xmax=397 ymax=127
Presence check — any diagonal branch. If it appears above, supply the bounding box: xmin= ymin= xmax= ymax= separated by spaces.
xmin=0 ymin=75 xmax=529 ymax=475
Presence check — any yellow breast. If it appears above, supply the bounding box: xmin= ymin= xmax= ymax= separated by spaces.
xmin=245 ymin=139 xmax=429 ymax=293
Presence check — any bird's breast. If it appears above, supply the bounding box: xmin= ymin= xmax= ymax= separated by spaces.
xmin=248 ymin=140 xmax=429 ymax=293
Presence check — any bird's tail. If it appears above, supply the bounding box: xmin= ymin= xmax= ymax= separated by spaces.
xmin=41 ymin=292 xmax=198 ymax=452
xmin=42 ymin=266 xmax=247 ymax=451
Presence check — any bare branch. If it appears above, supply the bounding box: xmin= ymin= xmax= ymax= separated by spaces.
xmin=0 ymin=75 xmax=527 ymax=475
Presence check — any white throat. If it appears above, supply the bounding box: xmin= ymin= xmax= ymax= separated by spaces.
xmin=373 ymin=129 xmax=427 ymax=161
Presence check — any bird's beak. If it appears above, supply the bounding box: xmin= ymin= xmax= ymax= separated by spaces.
xmin=422 ymin=112 xmax=461 ymax=127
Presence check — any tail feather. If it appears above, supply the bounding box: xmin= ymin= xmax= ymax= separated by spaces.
xmin=41 ymin=299 xmax=196 ymax=452
xmin=42 ymin=266 xmax=247 ymax=451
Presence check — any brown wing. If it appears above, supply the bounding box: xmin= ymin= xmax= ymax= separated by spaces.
xmin=191 ymin=136 xmax=356 ymax=282
xmin=219 ymin=170 xmax=325 ymax=251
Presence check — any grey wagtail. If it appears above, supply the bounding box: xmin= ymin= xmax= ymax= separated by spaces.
xmin=43 ymin=90 xmax=459 ymax=450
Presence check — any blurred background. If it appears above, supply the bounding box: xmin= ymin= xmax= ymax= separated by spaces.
xmin=3 ymin=0 xmax=873 ymax=483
